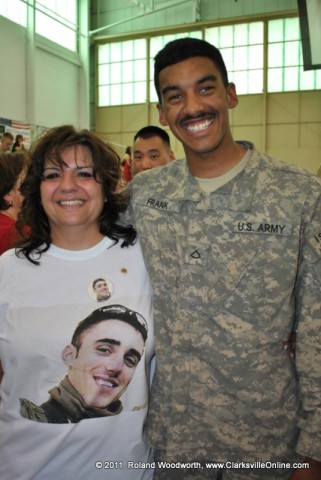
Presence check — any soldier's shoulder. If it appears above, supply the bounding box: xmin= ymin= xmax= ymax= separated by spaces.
xmin=130 ymin=159 xmax=186 ymax=190
xmin=262 ymin=153 xmax=318 ymax=178
xmin=20 ymin=398 xmax=48 ymax=422
xmin=259 ymin=153 xmax=321 ymax=190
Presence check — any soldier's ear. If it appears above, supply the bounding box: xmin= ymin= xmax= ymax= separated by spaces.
xmin=61 ymin=344 xmax=77 ymax=365
xmin=227 ymin=82 xmax=238 ymax=109
xmin=157 ymin=103 xmax=169 ymax=126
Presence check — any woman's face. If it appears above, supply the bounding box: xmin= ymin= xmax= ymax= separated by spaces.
xmin=40 ymin=145 xmax=105 ymax=242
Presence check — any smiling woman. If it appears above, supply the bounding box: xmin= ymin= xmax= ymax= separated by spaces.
xmin=39 ymin=144 xmax=106 ymax=249
xmin=0 ymin=125 xmax=155 ymax=480
xmin=16 ymin=125 xmax=134 ymax=259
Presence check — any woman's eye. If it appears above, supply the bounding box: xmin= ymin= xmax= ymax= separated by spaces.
xmin=43 ymin=172 xmax=61 ymax=180
xmin=76 ymin=171 xmax=94 ymax=178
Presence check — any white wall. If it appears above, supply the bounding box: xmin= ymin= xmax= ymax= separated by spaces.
xmin=35 ymin=47 xmax=80 ymax=128
xmin=0 ymin=16 xmax=27 ymax=120
xmin=0 ymin=6 xmax=90 ymax=136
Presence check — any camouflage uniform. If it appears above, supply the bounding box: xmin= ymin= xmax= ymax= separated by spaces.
xmin=128 ymin=142 xmax=321 ymax=479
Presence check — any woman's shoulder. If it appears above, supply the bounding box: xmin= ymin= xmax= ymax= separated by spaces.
xmin=0 ymin=248 xmax=17 ymax=262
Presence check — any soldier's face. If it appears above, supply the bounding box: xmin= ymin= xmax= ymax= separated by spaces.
xmin=133 ymin=135 xmax=173 ymax=172
xmin=94 ymin=280 xmax=110 ymax=300
xmin=157 ymin=56 xmax=237 ymax=161
xmin=63 ymin=320 xmax=144 ymax=408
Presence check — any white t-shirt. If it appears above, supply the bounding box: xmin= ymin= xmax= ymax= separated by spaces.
xmin=0 ymin=237 xmax=154 ymax=480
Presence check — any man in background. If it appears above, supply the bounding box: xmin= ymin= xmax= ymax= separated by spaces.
xmin=132 ymin=125 xmax=175 ymax=174
xmin=0 ymin=132 xmax=14 ymax=152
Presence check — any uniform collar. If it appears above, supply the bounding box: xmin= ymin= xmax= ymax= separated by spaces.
xmin=163 ymin=142 xmax=260 ymax=212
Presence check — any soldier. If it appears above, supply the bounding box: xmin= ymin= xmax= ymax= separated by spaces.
xmin=92 ymin=277 xmax=111 ymax=301
xmin=20 ymin=305 xmax=147 ymax=423
xmin=132 ymin=125 xmax=175 ymax=174
xmin=128 ymin=38 xmax=321 ymax=479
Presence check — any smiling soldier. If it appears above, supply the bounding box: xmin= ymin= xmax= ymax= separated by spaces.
xmin=127 ymin=37 xmax=321 ymax=480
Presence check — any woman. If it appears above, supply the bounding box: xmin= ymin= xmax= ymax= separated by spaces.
xmin=0 ymin=152 xmax=28 ymax=254
xmin=12 ymin=134 xmax=25 ymax=152
xmin=0 ymin=126 xmax=154 ymax=480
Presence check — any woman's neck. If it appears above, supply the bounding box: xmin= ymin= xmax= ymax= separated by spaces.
xmin=50 ymin=228 xmax=105 ymax=251
xmin=0 ymin=207 xmax=18 ymax=221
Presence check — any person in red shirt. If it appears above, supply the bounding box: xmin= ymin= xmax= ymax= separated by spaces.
xmin=121 ymin=146 xmax=132 ymax=184
xmin=0 ymin=152 xmax=28 ymax=254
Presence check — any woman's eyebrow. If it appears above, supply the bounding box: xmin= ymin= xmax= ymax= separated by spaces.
xmin=43 ymin=165 xmax=94 ymax=171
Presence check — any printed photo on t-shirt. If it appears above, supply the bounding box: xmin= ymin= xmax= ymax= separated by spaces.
xmin=19 ymin=304 xmax=148 ymax=424
xmin=88 ymin=276 xmax=114 ymax=302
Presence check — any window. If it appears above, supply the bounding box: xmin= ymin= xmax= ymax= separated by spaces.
xmin=35 ymin=0 xmax=77 ymax=51
xmin=98 ymin=39 xmax=147 ymax=106
xmin=97 ymin=16 xmax=321 ymax=107
xmin=97 ymin=32 xmax=203 ymax=107
xmin=0 ymin=0 xmax=27 ymax=27
xmin=268 ymin=17 xmax=321 ymax=92
xmin=0 ymin=0 xmax=77 ymax=51
xmin=206 ymin=22 xmax=264 ymax=95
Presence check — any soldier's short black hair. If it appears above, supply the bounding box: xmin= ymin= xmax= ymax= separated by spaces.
xmin=154 ymin=37 xmax=229 ymax=102
xmin=134 ymin=125 xmax=171 ymax=148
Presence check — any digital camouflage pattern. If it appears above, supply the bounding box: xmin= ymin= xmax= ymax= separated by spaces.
xmin=128 ymin=142 xmax=321 ymax=479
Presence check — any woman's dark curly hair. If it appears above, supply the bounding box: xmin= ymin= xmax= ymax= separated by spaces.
xmin=16 ymin=125 xmax=136 ymax=264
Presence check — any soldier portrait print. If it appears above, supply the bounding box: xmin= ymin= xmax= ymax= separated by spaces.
xmin=19 ymin=305 xmax=148 ymax=423
xmin=88 ymin=277 xmax=114 ymax=302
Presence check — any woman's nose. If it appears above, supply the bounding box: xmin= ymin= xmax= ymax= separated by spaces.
xmin=59 ymin=170 xmax=79 ymax=190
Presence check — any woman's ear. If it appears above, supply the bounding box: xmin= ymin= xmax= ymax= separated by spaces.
xmin=3 ymin=190 xmax=13 ymax=206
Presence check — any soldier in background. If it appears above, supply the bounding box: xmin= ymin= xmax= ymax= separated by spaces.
xmin=132 ymin=125 xmax=175 ymax=174
xmin=128 ymin=38 xmax=321 ymax=479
